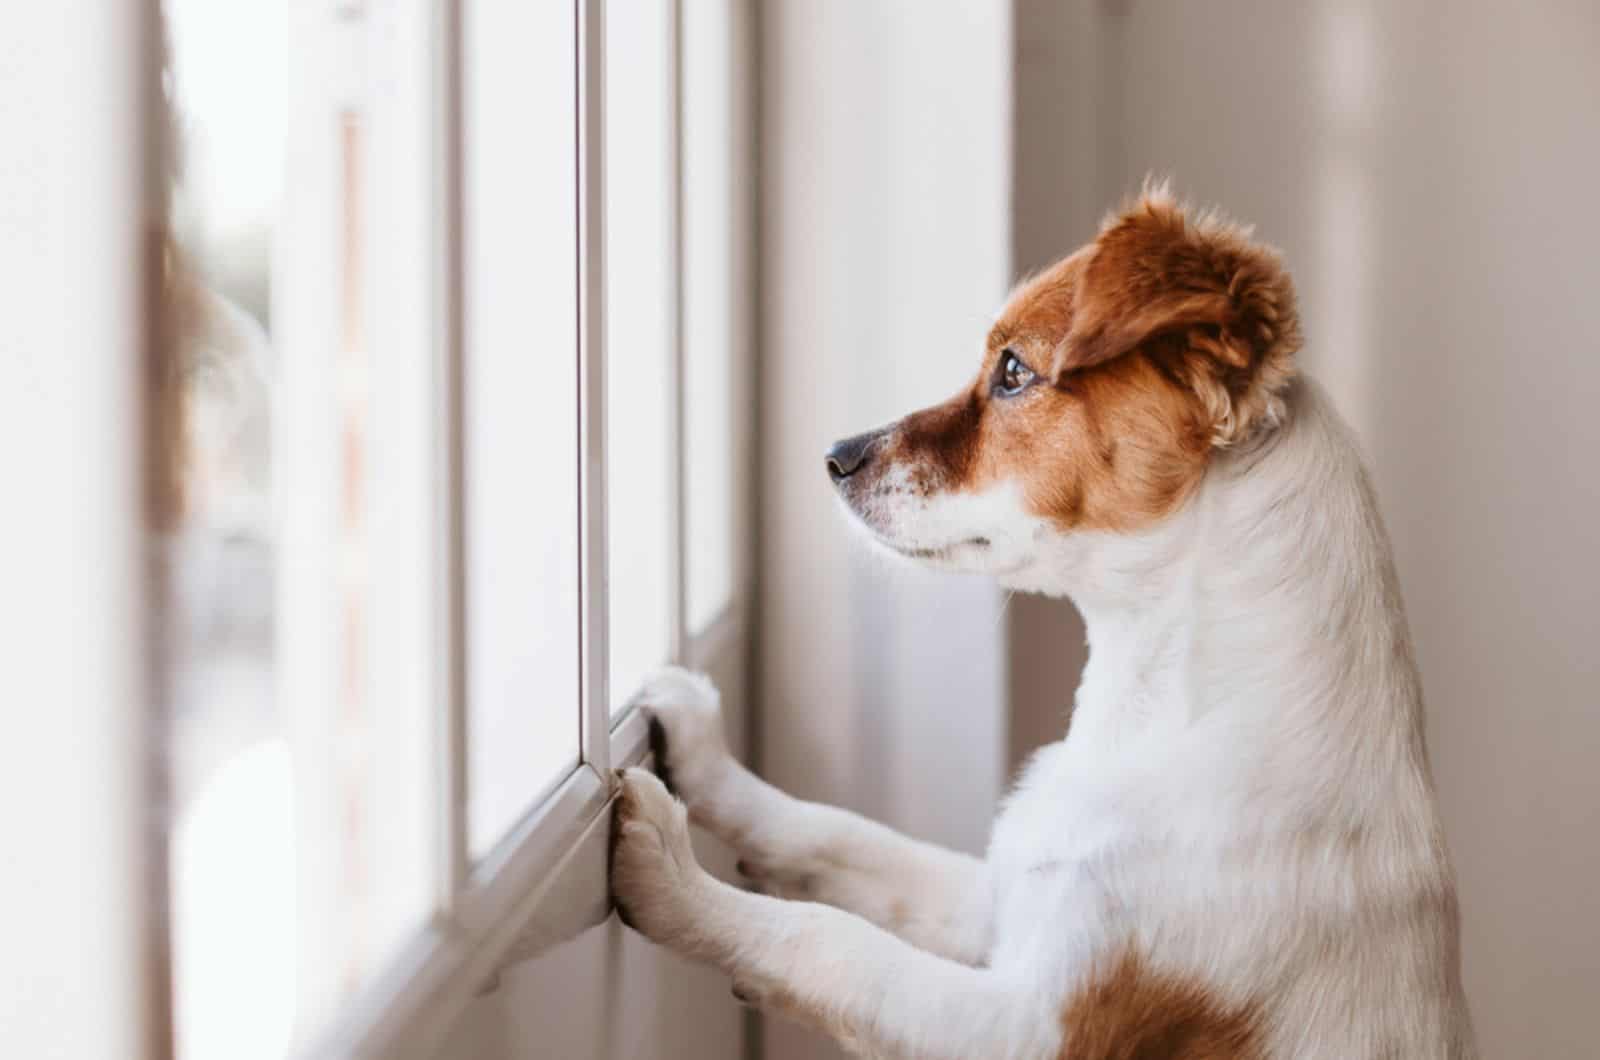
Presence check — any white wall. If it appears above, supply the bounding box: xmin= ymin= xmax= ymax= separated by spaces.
xmin=1014 ymin=2 xmax=1600 ymax=1056
xmin=755 ymin=2 xmax=1013 ymax=1057
xmin=1 ymin=4 xmax=160 ymax=1057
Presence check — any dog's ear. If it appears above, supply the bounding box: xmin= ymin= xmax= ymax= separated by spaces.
xmin=1054 ymin=186 xmax=1301 ymax=446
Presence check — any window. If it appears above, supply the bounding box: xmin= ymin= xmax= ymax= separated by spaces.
xmin=680 ymin=0 xmax=745 ymax=634
xmin=605 ymin=0 xmax=678 ymax=716
xmin=605 ymin=0 xmax=748 ymax=718
xmin=163 ymin=0 xmax=440 ymax=1049
xmin=152 ymin=0 xmax=751 ymax=1055
xmin=461 ymin=0 xmax=583 ymax=857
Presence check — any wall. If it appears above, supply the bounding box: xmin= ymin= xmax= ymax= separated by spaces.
xmin=1012 ymin=2 xmax=1600 ymax=1056
xmin=754 ymin=1 xmax=1013 ymax=1057
xmin=1 ymin=3 xmax=162 ymax=1056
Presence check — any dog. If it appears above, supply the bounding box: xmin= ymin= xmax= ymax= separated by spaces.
xmin=610 ymin=186 xmax=1477 ymax=1059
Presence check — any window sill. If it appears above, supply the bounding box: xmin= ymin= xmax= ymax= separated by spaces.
xmin=315 ymin=601 xmax=745 ymax=1058
xmin=316 ymin=726 xmax=641 ymax=1058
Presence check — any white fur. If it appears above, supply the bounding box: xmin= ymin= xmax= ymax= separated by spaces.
xmin=840 ymin=463 xmax=1044 ymax=578
xmin=611 ymin=377 xmax=1477 ymax=1058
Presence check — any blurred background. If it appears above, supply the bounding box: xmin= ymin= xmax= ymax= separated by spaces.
xmin=4 ymin=2 xmax=1596 ymax=1059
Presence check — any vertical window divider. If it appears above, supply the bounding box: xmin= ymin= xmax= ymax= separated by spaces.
xmin=436 ymin=0 xmax=470 ymax=916
xmin=667 ymin=0 xmax=689 ymax=666
xmin=579 ymin=0 xmax=612 ymax=774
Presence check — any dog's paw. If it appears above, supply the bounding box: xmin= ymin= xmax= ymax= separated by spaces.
xmin=609 ymin=767 xmax=708 ymax=944
xmin=627 ymin=666 xmax=729 ymax=801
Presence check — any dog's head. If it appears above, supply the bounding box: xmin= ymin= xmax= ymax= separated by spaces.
xmin=828 ymin=187 xmax=1301 ymax=588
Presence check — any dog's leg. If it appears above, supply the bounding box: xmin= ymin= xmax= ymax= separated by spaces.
xmin=611 ymin=768 xmax=1054 ymax=1060
xmin=629 ymin=668 xmax=992 ymax=965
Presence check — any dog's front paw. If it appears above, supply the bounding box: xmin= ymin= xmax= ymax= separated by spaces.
xmin=610 ymin=767 xmax=709 ymax=945
xmin=627 ymin=666 xmax=729 ymax=802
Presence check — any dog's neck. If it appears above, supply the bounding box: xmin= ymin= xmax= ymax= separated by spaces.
xmin=1046 ymin=379 xmax=1429 ymax=774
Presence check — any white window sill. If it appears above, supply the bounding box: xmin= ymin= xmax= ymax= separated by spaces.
xmin=313 ymin=600 xmax=745 ymax=1058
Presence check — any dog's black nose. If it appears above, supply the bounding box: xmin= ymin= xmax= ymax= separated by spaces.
xmin=826 ymin=431 xmax=880 ymax=482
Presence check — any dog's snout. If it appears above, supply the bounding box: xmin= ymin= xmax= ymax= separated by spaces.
xmin=825 ymin=430 xmax=882 ymax=483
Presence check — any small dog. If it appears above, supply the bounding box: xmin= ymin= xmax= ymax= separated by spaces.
xmin=610 ymin=187 xmax=1477 ymax=1059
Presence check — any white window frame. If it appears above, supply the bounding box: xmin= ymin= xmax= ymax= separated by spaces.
xmin=298 ymin=0 xmax=752 ymax=1054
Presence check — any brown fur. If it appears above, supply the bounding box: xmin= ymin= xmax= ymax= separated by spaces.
xmin=863 ymin=187 xmax=1301 ymax=534
xmin=1058 ymin=187 xmax=1301 ymax=446
xmin=1058 ymin=950 xmax=1263 ymax=1060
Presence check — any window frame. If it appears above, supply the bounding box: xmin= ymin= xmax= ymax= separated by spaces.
xmin=303 ymin=0 xmax=752 ymax=1054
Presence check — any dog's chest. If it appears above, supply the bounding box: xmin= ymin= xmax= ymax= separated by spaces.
xmin=982 ymin=737 xmax=1238 ymax=974
xmin=987 ymin=740 xmax=1146 ymax=872
xmin=984 ymin=744 xmax=1148 ymax=965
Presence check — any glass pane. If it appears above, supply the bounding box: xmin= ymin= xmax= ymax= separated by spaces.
xmin=606 ymin=0 xmax=676 ymax=713
xmin=681 ymin=0 xmax=738 ymax=634
xmin=463 ymin=0 xmax=582 ymax=856
xmin=161 ymin=0 xmax=435 ymax=1051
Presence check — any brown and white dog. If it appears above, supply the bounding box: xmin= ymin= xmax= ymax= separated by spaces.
xmin=610 ymin=187 xmax=1477 ymax=1059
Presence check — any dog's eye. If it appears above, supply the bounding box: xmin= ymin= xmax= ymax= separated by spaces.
xmin=996 ymin=349 xmax=1037 ymax=395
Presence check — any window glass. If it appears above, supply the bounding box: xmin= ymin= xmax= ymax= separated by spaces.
xmin=462 ymin=0 xmax=582 ymax=856
xmin=605 ymin=0 xmax=676 ymax=713
xmin=681 ymin=0 xmax=739 ymax=634
xmin=162 ymin=0 xmax=435 ymax=1052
